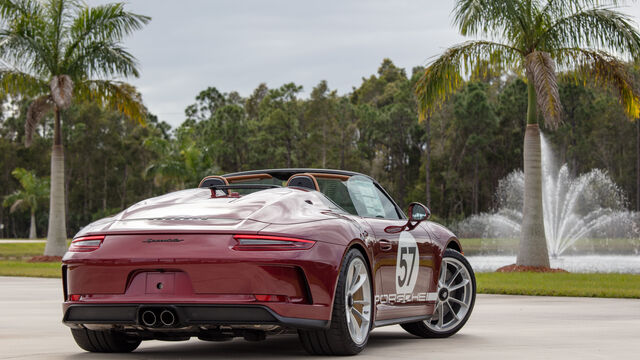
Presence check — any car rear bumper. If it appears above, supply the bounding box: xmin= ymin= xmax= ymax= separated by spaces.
xmin=62 ymin=234 xmax=349 ymax=322
xmin=63 ymin=303 xmax=329 ymax=329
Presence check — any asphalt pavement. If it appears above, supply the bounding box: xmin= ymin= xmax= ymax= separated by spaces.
xmin=0 ymin=276 xmax=638 ymax=359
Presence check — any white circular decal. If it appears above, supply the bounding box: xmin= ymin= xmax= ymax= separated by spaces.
xmin=395 ymin=231 xmax=420 ymax=294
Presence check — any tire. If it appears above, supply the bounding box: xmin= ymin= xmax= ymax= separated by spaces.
xmin=71 ymin=328 xmax=141 ymax=353
xmin=401 ymin=248 xmax=476 ymax=338
xmin=298 ymin=248 xmax=372 ymax=355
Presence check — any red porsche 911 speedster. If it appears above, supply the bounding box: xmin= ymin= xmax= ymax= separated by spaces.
xmin=62 ymin=169 xmax=476 ymax=355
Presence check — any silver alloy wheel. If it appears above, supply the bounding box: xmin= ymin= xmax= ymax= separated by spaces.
xmin=425 ymin=257 xmax=473 ymax=332
xmin=344 ymin=257 xmax=371 ymax=345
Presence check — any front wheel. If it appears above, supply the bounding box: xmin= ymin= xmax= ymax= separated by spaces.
xmin=298 ymin=248 xmax=372 ymax=355
xmin=401 ymin=248 xmax=476 ymax=338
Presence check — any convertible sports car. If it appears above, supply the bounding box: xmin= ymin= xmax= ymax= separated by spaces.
xmin=62 ymin=168 xmax=476 ymax=355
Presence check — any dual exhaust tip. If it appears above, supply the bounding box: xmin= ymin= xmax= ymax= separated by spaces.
xmin=141 ymin=308 xmax=177 ymax=328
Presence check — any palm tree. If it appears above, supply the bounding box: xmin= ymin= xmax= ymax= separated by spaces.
xmin=143 ymin=127 xmax=208 ymax=190
xmin=0 ymin=0 xmax=149 ymax=255
xmin=416 ymin=0 xmax=640 ymax=267
xmin=3 ymin=168 xmax=49 ymax=239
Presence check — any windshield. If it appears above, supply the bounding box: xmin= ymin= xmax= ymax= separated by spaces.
xmin=314 ymin=175 xmax=401 ymax=219
xmin=227 ymin=175 xmax=283 ymax=195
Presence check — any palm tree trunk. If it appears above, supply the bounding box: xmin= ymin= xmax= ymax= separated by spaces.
xmin=29 ymin=211 xmax=36 ymax=239
xmin=517 ymin=81 xmax=550 ymax=267
xmin=44 ymin=107 xmax=68 ymax=256
xmin=636 ymin=118 xmax=639 ymax=211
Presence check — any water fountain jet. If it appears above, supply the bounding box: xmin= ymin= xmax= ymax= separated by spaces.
xmin=456 ymin=134 xmax=640 ymax=272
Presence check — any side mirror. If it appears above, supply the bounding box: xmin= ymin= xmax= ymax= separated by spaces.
xmin=384 ymin=202 xmax=431 ymax=233
xmin=408 ymin=202 xmax=430 ymax=222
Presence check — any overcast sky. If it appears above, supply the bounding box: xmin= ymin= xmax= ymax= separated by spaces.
xmin=87 ymin=0 xmax=640 ymax=127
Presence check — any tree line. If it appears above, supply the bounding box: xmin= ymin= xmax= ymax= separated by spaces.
xmin=1 ymin=58 xmax=638 ymax=238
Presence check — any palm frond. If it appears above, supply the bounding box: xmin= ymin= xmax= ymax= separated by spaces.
xmin=25 ymin=94 xmax=53 ymax=146
xmin=0 ymin=0 xmax=42 ymax=22
xmin=541 ymin=6 xmax=640 ymax=59
xmin=65 ymin=41 xmax=139 ymax=79
xmin=9 ymin=198 xmax=25 ymax=213
xmin=42 ymin=0 xmax=79 ymax=69
xmin=415 ymin=40 xmax=522 ymax=120
xmin=65 ymin=3 xmax=150 ymax=62
xmin=2 ymin=191 xmax=18 ymax=208
xmin=75 ymin=79 xmax=146 ymax=124
xmin=525 ymin=51 xmax=563 ymax=129
xmin=453 ymin=0 xmax=534 ymax=48
xmin=0 ymin=0 xmax=54 ymax=75
xmin=556 ymin=47 xmax=640 ymax=118
xmin=0 ymin=30 xmax=53 ymax=76
xmin=0 ymin=69 xmax=47 ymax=96
xmin=11 ymin=167 xmax=34 ymax=189
xmin=540 ymin=0 xmax=626 ymax=18
xmin=3 ymin=167 xmax=49 ymax=212
xmin=454 ymin=0 xmax=513 ymax=37
xmin=144 ymin=161 xmax=184 ymax=188
xmin=142 ymin=136 xmax=170 ymax=155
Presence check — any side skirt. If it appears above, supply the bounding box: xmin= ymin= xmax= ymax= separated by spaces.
xmin=373 ymin=315 xmax=431 ymax=328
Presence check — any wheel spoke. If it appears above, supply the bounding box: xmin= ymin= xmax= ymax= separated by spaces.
xmin=349 ymin=263 xmax=360 ymax=289
xmin=448 ymin=296 xmax=468 ymax=309
xmin=351 ymin=308 xmax=367 ymax=321
xmin=350 ymin=311 xmax=359 ymax=328
xmin=346 ymin=308 xmax=355 ymax=326
xmin=439 ymin=260 xmax=448 ymax=284
xmin=449 ymin=279 xmax=469 ymax=292
xmin=446 ymin=301 xmax=459 ymax=321
xmin=447 ymin=267 xmax=462 ymax=287
xmin=350 ymin=274 xmax=367 ymax=295
xmin=353 ymin=300 xmax=370 ymax=305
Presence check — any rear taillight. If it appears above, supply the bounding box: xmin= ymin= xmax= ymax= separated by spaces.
xmin=68 ymin=235 xmax=105 ymax=252
xmin=254 ymin=294 xmax=288 ymax=302
xmin=232 ymin=235 xmax=315 ymax=250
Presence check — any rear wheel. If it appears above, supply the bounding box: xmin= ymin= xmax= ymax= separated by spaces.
xmin=71 ymin=328 xmax=141 ymax=353
xmin=298 ymin=248 xmax=372 ymax=355
xmin=401 ymin=248 xmax=476 ymax=338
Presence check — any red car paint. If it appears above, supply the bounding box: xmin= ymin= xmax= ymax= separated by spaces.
xmin=62 ymin=169 xmax=461 ymax=331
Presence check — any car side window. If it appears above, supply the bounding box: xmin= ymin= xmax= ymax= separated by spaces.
xmin=316 ymin=177 xmax=358 ymax=215
xmin=345 ymin=176 xmax=401 ymax=220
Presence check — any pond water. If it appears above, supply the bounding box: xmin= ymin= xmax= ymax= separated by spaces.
xmin=467 ymin=255 xmax=640 ymax=274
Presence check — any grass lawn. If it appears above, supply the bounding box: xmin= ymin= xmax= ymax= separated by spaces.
xmin=0 ymin=242 xmax=47 ymax=259
xmin=476 ymin=272 xmax=640 ymax=298
xmin=0 ymin=261 xmax=61 ymax=278
xmin=0 ymin=242 xmax=65 ymax=278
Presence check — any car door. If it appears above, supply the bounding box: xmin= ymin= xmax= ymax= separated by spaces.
xmin=344 ymin=176 xmax=436 ymax=322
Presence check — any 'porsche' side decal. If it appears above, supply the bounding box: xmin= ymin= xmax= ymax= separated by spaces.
xmin=375 ymin=292 xmax=438 ymax=305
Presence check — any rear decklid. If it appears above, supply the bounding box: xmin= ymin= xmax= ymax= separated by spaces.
xmin=74 ymin=187 xmax=342 ymax=237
